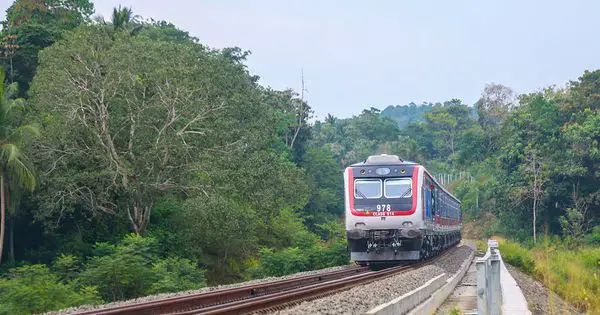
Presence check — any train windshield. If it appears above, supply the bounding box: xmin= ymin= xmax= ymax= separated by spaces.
xmin=384 ymin=178 xmax=412 ymax=198
xmin=354 ymin=179 xmax=382 ymax=199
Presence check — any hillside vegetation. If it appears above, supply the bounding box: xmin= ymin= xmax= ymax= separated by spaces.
xmin=0 ymin=1 xmax=598 ymax=314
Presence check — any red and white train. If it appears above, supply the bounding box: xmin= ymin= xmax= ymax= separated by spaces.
xmin=344 ymin=154 xmax=461 ymax=264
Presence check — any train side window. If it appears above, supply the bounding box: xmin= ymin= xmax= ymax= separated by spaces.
xmin=431 ymin=188 xmax=436 ymax=215
xmin=354 ymin=179 xmax=382 ymax=199
xmin=440 ymin=193 xmax=446 ymax=217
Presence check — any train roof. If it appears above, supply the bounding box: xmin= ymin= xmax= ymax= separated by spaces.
xmin=349 ymin=154 xmax=417 ymax=167
xmin=348 ymin=154 xmax=461 ymax=203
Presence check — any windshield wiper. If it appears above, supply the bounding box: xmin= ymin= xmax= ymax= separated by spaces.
xmin=401 ymin=188 xmax=412 ymax=198
xmin=355 ymin=188 xmax=367 ymax=199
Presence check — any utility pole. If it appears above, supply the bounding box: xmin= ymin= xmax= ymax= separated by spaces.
xmin=290 ymin=68 xmax=307 ymax=149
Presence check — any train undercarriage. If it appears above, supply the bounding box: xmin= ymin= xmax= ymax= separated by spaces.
xmin=347 ymin=228 xmax=461 ymax=265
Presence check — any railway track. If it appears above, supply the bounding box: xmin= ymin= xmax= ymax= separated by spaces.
xmin=74 ymin=246 xmax=456 ymax=315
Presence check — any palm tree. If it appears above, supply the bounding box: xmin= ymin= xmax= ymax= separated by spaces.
xmin=0 ymin=68 xmax=39 ymax=263
xmin=111 ymin=5 xmax=142 ymax=35
xmin=324 ymin=113 xmax=337 ymax=125
xmin=112 ymin=5 xmax=134 ymax=30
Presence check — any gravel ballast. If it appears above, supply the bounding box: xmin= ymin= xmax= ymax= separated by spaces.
xmin=47 ymin=264 xmax=355 ymax=314
xmin=271 ymin=245 xmax=473 ymax=315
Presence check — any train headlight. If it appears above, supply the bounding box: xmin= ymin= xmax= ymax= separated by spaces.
xmin=375 ymin=167 xmax=390 ymax=175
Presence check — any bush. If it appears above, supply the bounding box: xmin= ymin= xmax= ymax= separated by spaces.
xmin=77 ymin=234 xmax=158 ymax=301
xmin=584 ymin=225 xmax=600 ymax=246
xmin=149 ymin=257 xmax=207 ymax=294
xmin=499 ymin=238 xmax=600 ymax=313
xmin=77 ymin=233 xmax=207 ymax=301
xmin=52 ymin=253 xmax=81 ymax=282
xmin=248 ymin=230 xmax=349 ymax=278
xmin=499 ymin=241 xmax=535 ymax=274
xmin=249 ymin=247 xmax=310 ymax=277
xmin=0 ymin=264 xmax=101 ymax=314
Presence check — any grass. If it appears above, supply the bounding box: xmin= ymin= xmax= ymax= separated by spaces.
xmin=497 ymin=237 xmax=600 ymax=314
xmin=447 ymin=306 xmax=463 ymax=315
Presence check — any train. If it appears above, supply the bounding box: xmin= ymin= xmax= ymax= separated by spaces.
xmin=344 ymin=154 xmax=461 ymax=265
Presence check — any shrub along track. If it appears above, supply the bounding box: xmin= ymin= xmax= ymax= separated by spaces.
xmin=73 ymin=246 xmax=457 ymax=315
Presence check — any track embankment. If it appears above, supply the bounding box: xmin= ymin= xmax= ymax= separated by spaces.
xmin=52 ymin=245 xmax=473 ymax=315
xmin=271 ymin=245 xmax=473 ymax=315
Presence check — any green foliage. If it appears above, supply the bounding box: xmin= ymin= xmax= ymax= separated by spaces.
xmin=248 ymin=219 xmax=349 ymax=278
xmin=498 ymin=238 xmax=600 ymax=313
xmin=176 ymin=195 xmax=258 ymax=284
xmin=310 ymin=107 xmax=400 ymax=166
xmin=51 ymin=253 xmax=80 ymax=282
xmin=584 ymin=226 xmax=600 ymax=246
xmin=300 ymin=147 xmax=344 ymax=231
xmin=0 ymin=264 xmax=102 ymax=314
xmin=77 ymin=234 xmax=159 ymax=301
xmin=148 ymin=257 xmax=206 ymax=294
xmin=475 ymin=240 xmax=487 ymax=252
xmin=1 ymin=0 xmax=95 ymax=95
xmin=380 ymin=102 xmax=434 ymax=128
xmin=248 ymin=230 xmax=349 ymax=278
xmin=28 ymin=23 xmax=269 ymax=234
xmin=250 ymin=247 xmax=310 ymax=277
xmin=77 ymin=234 xmax=206 ymax=302
xmin=138 ymin=20 xmax=199 ymax=44
xmin=499 ymin=241 xmax=535 ymax=274
xmin=447 ymin=306 xmax=464 ymax=315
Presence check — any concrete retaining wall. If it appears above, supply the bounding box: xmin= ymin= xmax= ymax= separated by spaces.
xmin=365 ymin=249 xmax=475 ymax=315
xmin=364 ymin=273 xmax=447 ymax=315
xmin=408 ymin=251 xmax=474 ymax=315
xmin=499 ymin=255 xmax=532 ymax=314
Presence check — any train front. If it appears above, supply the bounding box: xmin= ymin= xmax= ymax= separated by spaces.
xmin=344 ymin=154 xmax=424 ymax=264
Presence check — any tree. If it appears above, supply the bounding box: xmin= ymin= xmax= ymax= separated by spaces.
xmin=522 ymin=148 xmax=548 ymax=244
xmin=300 ymin=147 xmax=343 ymax=231
xmin=0 ymin=68 xmax=38 ymax=263
xmin=1 ymin=0 xmax=95 ymax=96
xmin=29 ymin=26 xmax=265 ymax=235
xmin=110 ymin=5 xmax=137 ymax=31
xmin=260 ymin=86 xmax=313 ymax=162
xmin=423 ymin=100 xmax=474 ymax=158
xmin=475 ymin=83 xmax=516 ymax=153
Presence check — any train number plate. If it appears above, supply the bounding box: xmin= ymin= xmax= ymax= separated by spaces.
xmin=376 ymin=204 xmax=391 ymax=211
xmin=373 ymin=211 xmax=396 ymax=216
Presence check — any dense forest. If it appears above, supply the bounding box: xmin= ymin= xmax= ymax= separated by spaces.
xmin=0 ymin=0 xmax=598 ymax=314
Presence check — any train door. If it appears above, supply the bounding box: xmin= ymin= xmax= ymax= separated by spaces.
xmin=432 ymin=186 xmax=439 ymax=225
xmin=424 ymin=176 xmax=433 ymax=221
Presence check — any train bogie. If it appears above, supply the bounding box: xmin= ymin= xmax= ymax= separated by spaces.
xmin=344 ymin=154 xmax=461 ymax=264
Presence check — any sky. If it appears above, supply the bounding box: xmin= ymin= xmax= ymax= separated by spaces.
xmin=2 ymin=1 xmax=600 ymax=120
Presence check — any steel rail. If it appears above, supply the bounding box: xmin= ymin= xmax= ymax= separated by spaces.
xmin=74 ymin=265 xmax=370 ymax=315
xmin=186 ymin=246 xmax=456 ymax=315
xmin=75 ymin=245 xmax=458 ymax=315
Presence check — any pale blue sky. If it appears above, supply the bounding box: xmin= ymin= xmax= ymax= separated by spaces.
xmin=3 ymin=0 xmax=600 ymax=120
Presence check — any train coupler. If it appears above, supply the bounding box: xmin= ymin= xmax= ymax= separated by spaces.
xmin=366 ymin=241 xmax=379 ymax=254
xmin=391 ymin=239 xmax=402 ymax=254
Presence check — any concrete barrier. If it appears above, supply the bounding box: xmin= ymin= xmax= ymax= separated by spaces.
xmin=364 ymin=249 xmax=475 ymax=315
xmin=408 ymin=251 xmax=474 ymax=315
xmin=499 ymin=255 xmax=531 ymax=315
xmin=364 ymin=273 xmax=447 ymax=315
